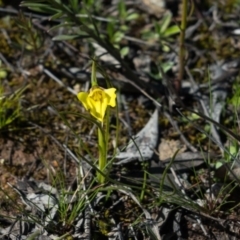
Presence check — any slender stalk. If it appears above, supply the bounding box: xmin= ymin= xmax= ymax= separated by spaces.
xmin=140 ymin=163 xmax=148 ymax=201
xmin=97 ymin=125 xmax=107 ymax=183
xmin=91 ymin=58 xmax=97 ymax=87
xmin=178 ymin=0 xmax=188 ymax=82
xmin=113 ymin=93 xmax=119 ymax=156
xmin=105 ymin=107 xmax=110 ymax=147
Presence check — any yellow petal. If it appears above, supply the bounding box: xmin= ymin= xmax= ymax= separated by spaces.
xmin=89 ymin=87 xmax=100 ymax=99
xmin=104 ymin=88 xmax=116 ymax=107
xmin=100 ymin=95 xmax=109 ymax=117
xmin=77 ymin=92 xmax=90 ymax=110
xmin=88 ymin=97 xmax=105 ymax=122
xmin=77 ymin=87 xmax=116 ymax=122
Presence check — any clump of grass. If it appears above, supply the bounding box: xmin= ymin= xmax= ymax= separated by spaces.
xmin=0 ymin=62 xmax=25 ymax=131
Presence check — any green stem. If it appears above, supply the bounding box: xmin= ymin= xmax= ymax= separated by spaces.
xmin=140 ymin=163 xmax=148 ymax=201
xmin=91 ymin=58 xmax=98 ymax=87
xmin=113 ymin=92 xmax=119 ymax=156
xmin=97 ymin=124 xmax=107 ymax=183
xmin=178 ymin=0 xmax=188 ymax=82
xmin=105 ymin=107 xmax=110 ymax=147
xmin=105 ymin=106 xmax=115 ymax=171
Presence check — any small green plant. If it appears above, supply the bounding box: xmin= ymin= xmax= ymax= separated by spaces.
xmin=0 ymin=62 xmax=24 ymax=130
xmin=217 ymin=81 xmax=240 ymax=169
xmin=229 ymin=80 xmax=240 ymax=108
xmin=14 ymin=12 xmax=43 ymax=54
xmin=106 ymin=0 xmax=139 ymax=57
xmin=51 ymin=170 xmax=97 ymax=230
xmin=141 ymin=11 xmax=180 ymax=52
xmin=77 ymin=60 xmax=117 ymax=183
xmin=149 ymin=60 xmax=175 ymax=80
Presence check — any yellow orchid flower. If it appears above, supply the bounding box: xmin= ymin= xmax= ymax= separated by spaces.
xmin=77 ymin=86 xmax=116 ymax=122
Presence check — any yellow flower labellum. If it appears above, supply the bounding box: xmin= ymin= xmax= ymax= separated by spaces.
xmin=77 ymin=87 xmax=116 ymax=122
